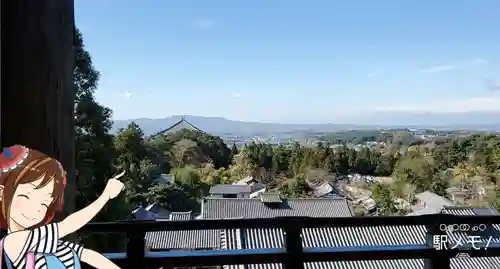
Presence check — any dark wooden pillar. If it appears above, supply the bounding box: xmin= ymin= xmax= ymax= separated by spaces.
xmin=1 ymin=0 xmax=76 ymax=215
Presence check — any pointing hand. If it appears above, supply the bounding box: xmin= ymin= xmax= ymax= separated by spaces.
xmin=103 ymin=171 xmax=125 ymax=199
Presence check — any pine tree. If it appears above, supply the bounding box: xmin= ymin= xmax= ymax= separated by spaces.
xmin=231 ymin=142 xmax=239 ymax=156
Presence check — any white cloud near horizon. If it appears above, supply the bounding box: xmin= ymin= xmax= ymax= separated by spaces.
xmin=374 ymin=94 xmax=500 ymax=113
xmin=485 ymin=79 xmax=500 ymax=91
xmin=420 ymin=58 xmax=486 ymax=74
xmin=231 ymin=92 xmax=243 ymax=98
xmin=193 ymin=19 xmax=215 ymax=29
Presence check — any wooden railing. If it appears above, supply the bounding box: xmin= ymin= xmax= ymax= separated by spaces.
xmin=79 ymin=214 xmax=500 ymax=269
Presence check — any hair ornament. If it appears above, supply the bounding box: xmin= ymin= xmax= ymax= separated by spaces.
xmin=0 ymin=145 xmax=30 ymax=173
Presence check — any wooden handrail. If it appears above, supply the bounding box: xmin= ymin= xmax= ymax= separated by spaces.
xmin=79 ymin=214 xmax=500 ymax=269
xmin=81 ymin=214 xmax=500 ymax=233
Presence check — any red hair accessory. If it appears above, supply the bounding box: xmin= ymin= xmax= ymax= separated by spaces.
xmin=0 ymin=145 xmax=29 ymax=173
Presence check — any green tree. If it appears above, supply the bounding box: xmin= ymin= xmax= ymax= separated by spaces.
xmin=146 ymin=183 xmax=201 ymax=213
xmin=231 ymin=142 xmax=239 ymax=156
xmin=73 ymin=27 xmax=133 ymax=220
xmin=171 ymin=167 xmax=209 ymax=198
xmin=114 ymin=122 xmax=154 ymax=206
xmin=431 ymin=174 xmax=449 ymax=197
xmin=73 ymin=28 xmax=130 ymax=252
xmin=372 ymin=184 xmax=398 ymax=215
xmin=393 ymin=154 xmax=434 ymax=192
xmin=280 ymin=175 xmax=310 ymax=198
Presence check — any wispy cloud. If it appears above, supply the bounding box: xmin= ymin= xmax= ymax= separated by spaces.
xmin=109 ymin=91 xmax=133 ymax=99
xmin=485 ymin=78 xmax=500 ymax=91
xmin=420 ymin=58 xmax=486 ymax=74
xmin=471 ymin=58 xmax=486 ymax=65
xmin=375 ymin=94 xmax=500 ymax=113
xmin=231 ymin=92 xmax=243 ymax=98
xmin=421 ymin=64 xmax=460 ymax=74
xmin=193 ymin=19 xmax=215 ymax=29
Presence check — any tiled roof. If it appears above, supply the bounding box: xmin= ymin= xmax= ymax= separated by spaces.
xmin=145 ymin=228 xmax=219 ymax=250
xmin=414 ymin=191 xmax=454 ymax=207
xmin=313 ymin=182 xmax=334 ymax=197
xmin=441 ymin=207 xmax=500 ymax=249
xmin=144 ymin=197 xmax=500 ymax=269
xmin=169 ymin=211 xmax=192 ymax=221
xmin=210 ymin=184 xmax=252 ymax=194
xmin=442 ymin=207 xmax=500 ymax=216
xmin=226 ymin=258 xmax=500 ymax=269
xmin=233 ymin=176 xmax=256 ymax=185
xmin=407 ymin=207 xmax=442 ymax=216
xmin=222 ymin=223 xmax=427 ymax=269
xmin=208 ymin=199 xmax=500 ymax=269
xmin=131 ymin=207 xmax=157 ymax=220
xmin=145 ymin=203 xmax=171 ymax=218
xmin=209 ymin=198 xmax=423 ymax=269
xmin=260 ymin=193 xmax=283 ymax=204
xmin=250 ymin=182 xmax=266 ymax=193
xmin=202 ymin=197 xmax=352 ymax=219
xmin=445 ymin=207 xmax=500 ymax=268
xmin=145 ymin=211 xmax=218 ymax=250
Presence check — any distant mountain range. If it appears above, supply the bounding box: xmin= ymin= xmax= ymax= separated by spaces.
xmin=112 ymin=112 xmax=500 ymax=136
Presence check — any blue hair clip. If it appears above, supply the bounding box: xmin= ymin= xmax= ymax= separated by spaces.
xmin=3 ymin=147 xmax=13 ymax=158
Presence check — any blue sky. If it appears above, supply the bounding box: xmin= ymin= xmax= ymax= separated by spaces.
xmin=75 ymin=0 xmax=500 ymax=123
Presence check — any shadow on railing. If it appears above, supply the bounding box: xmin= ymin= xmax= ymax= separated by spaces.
xmin=79 ymin=215 xmax=500 ymax=269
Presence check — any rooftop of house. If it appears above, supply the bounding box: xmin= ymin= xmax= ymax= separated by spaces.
xmin=233 ymin=176 xmax=256 ymax=185
xmin=131 ymin=207 xmax=157 ymax=220
xmin=145 ymin=196 xmax=352 ymax=251
xmin=407 ymin=206 xmax=443 ymax=216
xmin=145 ymin=210 xmax=219 ymax=250
xmin=141 ymin=193 xmax=500 ymax=269
xmin=312 ymin=182 xmax=335 ymax=197
xmin=165 ymin=197 xmax=500 ymax=269
xmin=218 ymin=204 xmax=500 ymax=269
xmin=408 ymin=200 xmax=500 ymax=216
xmin=232 ymin=176 xmax=266 ymax=193
xmin=202 ymin=196 xmax=352 ymax=219
xmin=250 ymin=182 xmax=266 ymax=192
xmin=145 ymin=203 xmax=171 ymax=218
xmin=169 ymin=211 xmax=192 ymax=221
xmin=413 ymin=191 xmax=454 ymax=209
xmin=209 ymin=184 xmax=252 ymax=194
xmin=153 ymin=173 xmax=174 ymax=185
xmin=441 ymin=206 xmax=500 ymax=216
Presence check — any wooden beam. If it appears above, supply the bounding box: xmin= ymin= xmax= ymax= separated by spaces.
xmin=1 ymin=0 xmax=76 ymax=215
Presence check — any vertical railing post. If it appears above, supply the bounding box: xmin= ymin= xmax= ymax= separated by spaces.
xmin=425 ymin=215 xmax=451 ymax=269
xmin=126 ymin=230 xmax=146 ymax=269
xmin=283 ymin=218 xmax=304 ymax=269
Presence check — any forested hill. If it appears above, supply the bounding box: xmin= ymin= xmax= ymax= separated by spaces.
xmin=318 ymin=129 xmax=480 ymax=146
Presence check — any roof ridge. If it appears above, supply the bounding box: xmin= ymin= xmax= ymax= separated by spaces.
xmin=205 ymin=197 xmax=255 ymax=200
xmin=204 ymin=197 xmax=347 ymax=201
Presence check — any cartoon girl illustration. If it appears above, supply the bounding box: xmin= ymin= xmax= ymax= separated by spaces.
xmin=0 ymin=145 xmax=125 ymax=269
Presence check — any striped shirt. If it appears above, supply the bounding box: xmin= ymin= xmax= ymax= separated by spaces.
xmin=10 ymin=223 xmax=83 ymax=269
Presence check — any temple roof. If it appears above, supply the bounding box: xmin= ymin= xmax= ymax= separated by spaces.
xmin=150 ymin=116 xmax=205 ymax=138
